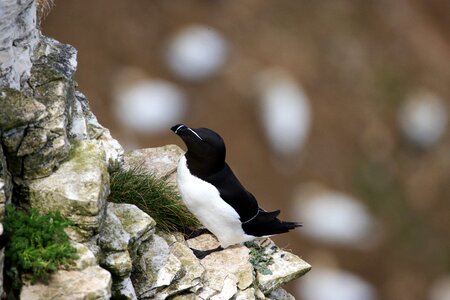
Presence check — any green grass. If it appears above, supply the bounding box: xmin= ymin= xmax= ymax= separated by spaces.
xmin=245 ymin=241 xmax=274 ymax=275
xmin=108 ymin=167 xmax=200 ymax=233
xmin=4 ymin=205 xmax=78 ymax=286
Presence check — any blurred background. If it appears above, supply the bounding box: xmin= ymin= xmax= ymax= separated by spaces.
xmin=42 ymin=1 xmax=450 ymax=299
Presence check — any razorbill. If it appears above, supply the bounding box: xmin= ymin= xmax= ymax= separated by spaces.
xmin=171 ymin=124 xmax=301 ymax=257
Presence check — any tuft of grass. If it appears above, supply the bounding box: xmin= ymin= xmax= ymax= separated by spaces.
xmin=245 ymin=241 xmax=274 ymax=275
xmin=4 ymin=205 xmax=78 ymax=286
xmin=108 ymin=167 xmax=200 ymax=233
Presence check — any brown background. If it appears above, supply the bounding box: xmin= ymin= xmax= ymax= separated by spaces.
xmin=43 ymin=1 xmax=450 ymax=299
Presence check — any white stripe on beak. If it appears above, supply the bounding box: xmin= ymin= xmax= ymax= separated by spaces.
xmin=174 ymin=124 xmax=185 ymax=134
xmin=188 ymin=128 xmax=203 ymax=141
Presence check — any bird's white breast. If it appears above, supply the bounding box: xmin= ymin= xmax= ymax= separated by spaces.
xmin=176 ymin=156 xmax=254 ymax=247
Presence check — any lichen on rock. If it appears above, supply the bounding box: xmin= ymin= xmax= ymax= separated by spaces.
xmin=27 ymin=140 xmax=109 ymax=240
xmin=0 ymin=88 xmax=46 ymax=131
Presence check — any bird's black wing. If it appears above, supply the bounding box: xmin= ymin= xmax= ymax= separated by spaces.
xmin=203 ymin=163 xmax=259 ymax=222
xmin=201 ymin=163 xmax=301 ymax=237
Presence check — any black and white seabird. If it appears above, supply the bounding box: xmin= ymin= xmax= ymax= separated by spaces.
xmin=171 ymin=124 xmax=301 ymax=257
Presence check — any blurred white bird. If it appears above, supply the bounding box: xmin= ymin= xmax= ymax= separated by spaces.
xmin=112 ymin=68 xmax=186 ymax=134
xmin=429 ymin=275 xmax=450 ymax=300
xmin=298 ymin=266 xmax=377 ymax=300
xmin=255 ymin=68 xmax=312 ymax=161
xmin=165 ymin=25 xmax=229 ymax=81
xmin=398 ymin=90 xmax=447 ymax=148
xmin=292 ymin=183 xmax=377 ymax=248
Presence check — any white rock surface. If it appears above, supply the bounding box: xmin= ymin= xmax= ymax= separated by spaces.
xmin=398 ymin=91 xmax=448 ymax=148
xmin=297 ymin=267 xmax=377 ymax=300
xmin=201 ymin=245 xmax=255 ymax=293
xmin=71 ymin=242 xmax=97 ymax=270
xmin=20 ymin=266 xmax=112 ymax=300
xmin=254 ymin=239 xmax=311 ymax=294
xmin=109 ymin=203 xmax=156 ymax=245
xmin=113 ymin=78 xmax=186 ymax=134
xmin=165 ymin=25 xmax=229 ymax=81
xmin=99 ymin=207 xmax=131 ymax=252
xmin=235 ymin=288 xmax=257 ymax=300
xmin=293 ymin=185 xmax=376 ymax=247
xmin=157 ymin=241 xmax=204 ymax=299
xmin=0 ymin=0 xmax=39 ymax=89
xmin=133 ymin=234 xmax=183 ymax=298
xmin=255 ymin=68 xmax=312 ymax=158
xmin=123 ymin=145 xmax=184 ymax=180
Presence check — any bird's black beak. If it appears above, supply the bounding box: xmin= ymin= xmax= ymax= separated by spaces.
xmin=171 ymin=124 xmax=186 ymax=135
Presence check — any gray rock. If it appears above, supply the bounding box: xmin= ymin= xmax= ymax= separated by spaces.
xmin=0 ymin=88 xmax=47 ymax=131
xmin=71 ymin=241 xmax=97 ymax=271
xmin=68 ymin=91 xmax=124 ymax=170
xmin=0 ymin=0 xmax=39 ymax=89
xmin=73 ymin=91 xmax=105 ymax=139
xmin=171 ymin=294 xmax=198 ymax=300
xmin=102 ymin=251 xmax=133 ymax=278
xmin=211 ymin=276 xmax=238 ymax=300
xmin=30 ymin=36 xmax=78 ymax=86
xmin=1 ymin=126 xmax=27 ymax=155
xmin=157 ymin=241 xmax=205 ymax=298
xmin=109 ymin=203 xmax=156 ymax=245
xmin=14 ymin=36 xmax=81 ymax=179
xmin=112 ymin=277 xmax=137 ymax=300
xmin=0 ymin=145 xmax=12 ymax=221
xmin=68 ymin=93 xmax=90 ymax=140
xmin=94 ymin=129 xmax=124 ymax=172
xmin=20 ymin=266 xmax=112 ymax=300
xmin=132 ymin=234 xmax=183 ymax=299
xmin=235 ymin=288 xmax=256 ymax=300
xmin=98 ymin=205 xmax=130 ymax=252
xmin=123 ymin=145 xmax=184 ymax=180
xmin=27 ymin=140 xmax=109 ymax=240
xmin=22 ymin=134 xmax=70 ymax=179
xmin=254 ymin=239 xmax=311 ymax=294
xmin=16 ymin=127 xmax=48 ymax=156
xmin=186 ymin=233 xmax=221 ymax=251
xmin=200 ymin=244 xmax=254 ymax=296
xmin=268 ymin=288 xmax=295 ymax=300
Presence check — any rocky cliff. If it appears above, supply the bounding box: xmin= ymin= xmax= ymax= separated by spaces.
xmin=0 ymin=1 xmax=310 ymax=299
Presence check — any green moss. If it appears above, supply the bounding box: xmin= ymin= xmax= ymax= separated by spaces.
xmin=245 ymin=241 xmax=274 ymax=275
xmin=67 ymin=139 xmax=102 ymax=173
xmin=0 ymin=88 xmax=46 ymax=131
xmin=4 ymin=205 xmax=78 ymax=288
xmin=108 ymin=167 xmax=200 ymax=233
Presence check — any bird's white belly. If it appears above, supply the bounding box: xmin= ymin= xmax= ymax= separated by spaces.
xmin=176 ymin=156 xmax=254 ymax=247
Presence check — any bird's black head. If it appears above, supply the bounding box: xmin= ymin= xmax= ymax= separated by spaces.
xmin=171 ymin=124 xmax=226 ymax=173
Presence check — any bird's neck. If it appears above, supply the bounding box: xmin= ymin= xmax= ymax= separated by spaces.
xmin=185 ymin=152 xmax=225 ymax=179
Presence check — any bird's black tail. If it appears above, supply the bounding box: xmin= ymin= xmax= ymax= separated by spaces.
xmin=242 ymin=209 xmax=301 ymax=237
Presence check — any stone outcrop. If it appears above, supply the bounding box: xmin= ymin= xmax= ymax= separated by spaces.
xmin=0 ymin=1 xmax=310 ymax=299
xmin=27 ymin=140 xmax=109 ymax=241
xmin=123 ymin=147 xmax=311 ymax=300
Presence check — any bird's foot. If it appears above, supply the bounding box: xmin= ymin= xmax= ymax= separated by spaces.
xmin=190 ymin=246 xmax=223 ymax=259
xmin=183 ymin=227 xmax=212 ymax=239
